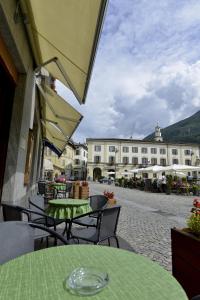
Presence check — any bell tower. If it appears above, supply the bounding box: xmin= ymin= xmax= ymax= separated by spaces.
xmin=154 ymin=123 xmax=163 ymax=142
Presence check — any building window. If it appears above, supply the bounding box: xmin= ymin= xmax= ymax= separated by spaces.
xmin=132 ymin=147 xmax=138 ymax=153
xmin=185 ymin=159 xmax=191 ymax=165
xmin=160 ymin=158 xmax=166 ymax=166
xmin=132 ymin=157 xmax=138 ymax=165
xmin=75 ymin=149 xmax=80 ymax=155
xmin=141 ymin=147 xmax=148 ymax=154
xmin=109 ymin=156 xmax=115 ymax=164
xmin=142 ymin=157 xmax=148 ymax=165
xmin=184 ymin=150 xmax=191 ymax=156
xmin=123 ymin=157 xmax=129 ymax=164
xmin=160 ymin=148 xmax=166 ymax=155
xmin=94 ymin=156 xmax=101 ymax=163
xmin=151 ymin=148 xmax=157 ymax=154
xmin=172 ymin=149 xmax=178 ymax=155
xmin=172 ymin=159 xmax=179 ymax=164
xmin=75 ymin=159 xmax=80 ymax=165
xmin=109 ymin=146 xmax=115 ymax=152
xmin=151 ymin=158 xmax=157 ymax=165
xmin=94 ymin=145 xmax=101 ymax=152
xmin=83 ymin=151 xmax=85 ymax=157
xmin=123 ymin=146 xmax=129 ymax=153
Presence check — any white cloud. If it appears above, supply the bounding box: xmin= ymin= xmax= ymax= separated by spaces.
xmin=56 ymin=0 xmax=200 ymax=142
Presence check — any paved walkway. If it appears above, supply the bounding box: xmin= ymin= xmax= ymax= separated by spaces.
xmin=89 ymin=182 xmax=193 ymax=271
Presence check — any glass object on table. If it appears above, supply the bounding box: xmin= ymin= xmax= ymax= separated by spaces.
xmin=65 ymin=267 xmax=109 ymax=296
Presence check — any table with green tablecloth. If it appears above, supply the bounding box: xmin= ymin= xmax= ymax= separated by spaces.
xmin=0 ymin=245 xmax=188 ymax=300
xmin=47 ymin=199 xmax=91 ymax=219
xmin=46 ymin=199 xmax=91 ymax=238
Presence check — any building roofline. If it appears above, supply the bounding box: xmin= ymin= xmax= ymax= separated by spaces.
xmin=86 ymin=137 xmax=200 ymax=147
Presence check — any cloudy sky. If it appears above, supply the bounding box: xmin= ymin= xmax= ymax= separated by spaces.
xmin=57 ymin=0 xmax=200 ymax=143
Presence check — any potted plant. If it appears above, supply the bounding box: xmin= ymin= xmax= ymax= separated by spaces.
xmin=171 ymin=198 xmax=200 ymax=299
xmin=103 ymin=191 xmax=116 ymax=206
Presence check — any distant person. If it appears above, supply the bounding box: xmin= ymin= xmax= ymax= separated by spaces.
xmin=161 ymin=172 xmax=167 ymax=193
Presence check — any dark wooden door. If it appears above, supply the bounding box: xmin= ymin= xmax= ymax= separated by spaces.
xmin=0 ymin=59 xmax=15 ymax=202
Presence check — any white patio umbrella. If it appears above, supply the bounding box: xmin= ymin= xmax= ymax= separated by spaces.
xmin=130 ymin=168 xmax=144 ymax=173
xmin=175 ymin=172 xmax=187 ymax=178
xmin=121 ymin=171 xmax=133 ymax=175
xmin=161 ymin=164 xmax=200 ymax=172
xmin=139 ymin=165 xmax=165 ymax=173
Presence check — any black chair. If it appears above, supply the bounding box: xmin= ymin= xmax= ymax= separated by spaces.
xmin=1 ymin=203 xmax=62 ymax=246
xmin=0 ymin=221 xmax=68 ymax=264
xmin=72 ymin=195 xmax=108 ymax=227
xmin=28 ymin=195 xmax=64 ymax=229
xmin=191 ymin=296 xmax=200 ymax=300
xmin=70 ymin=206 xmax=121 ymax=247
xmin=38 ymin=181 xmax=46 ymax=195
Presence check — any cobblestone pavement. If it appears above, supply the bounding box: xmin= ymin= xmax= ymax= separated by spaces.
xmin=89 ymin=182 xmax=194 ymax=271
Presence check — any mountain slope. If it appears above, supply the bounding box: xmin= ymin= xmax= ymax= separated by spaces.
xmin=144 ymin=110 xmax=200 ymax=144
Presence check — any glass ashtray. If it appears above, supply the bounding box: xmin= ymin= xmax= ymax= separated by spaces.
xmin=64 ymin=267 xmax=109 ymax=296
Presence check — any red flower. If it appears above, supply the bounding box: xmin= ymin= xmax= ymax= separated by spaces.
xmin=193 ymin=198 xmax=200 ymax=208
xmin=104 ymin=191 xmax=114 ymax=199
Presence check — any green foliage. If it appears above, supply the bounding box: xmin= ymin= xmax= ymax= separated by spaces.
xmin=187 ymin=213 xmax=200 ymax=234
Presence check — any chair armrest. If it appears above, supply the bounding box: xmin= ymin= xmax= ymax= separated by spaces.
xmin=29 ymin=200 xmax=45 ymax=212
xmin=28 ymin=223 xmax=68 ymax=245
xmin=21 ymin=207 xmax=56 ymax=226
xmin=71 ymin=209 xmax=101 ymax=222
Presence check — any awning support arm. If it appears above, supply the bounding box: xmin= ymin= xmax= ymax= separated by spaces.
xmin=34 ymin=57 xmax=82 ymax=104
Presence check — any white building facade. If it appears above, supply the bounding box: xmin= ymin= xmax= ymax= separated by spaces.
xmin=86 ymin=138 xmax=200 ymax=180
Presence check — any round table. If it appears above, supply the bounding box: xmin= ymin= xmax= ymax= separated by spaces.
xmin=47 ymin=199 xmax=91 ymax=220
xmin=0 ymin=245 xmax=187 ymax=300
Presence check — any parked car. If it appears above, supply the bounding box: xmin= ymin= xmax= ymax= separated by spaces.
xmin=99 ymin=177 xmax=109 ymax=184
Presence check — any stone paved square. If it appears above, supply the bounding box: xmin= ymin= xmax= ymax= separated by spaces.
xmin=89 ymin=182 xmax=193 ymax=271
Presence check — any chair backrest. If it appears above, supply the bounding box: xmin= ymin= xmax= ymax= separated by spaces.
xmin=0 ymin=221 xmax=34 ymax=264
xmin=1 ymin=203 xmax=24 ymax=221
xmin=29 ymin=195 xmax=45 ymax=221
xmin=98 ymin=206 xmax=121 ymax=240
xmin=38 ymin=181 xmax=46 ymax=195
xmin=89 ymin=195 xmax=108 ymax=211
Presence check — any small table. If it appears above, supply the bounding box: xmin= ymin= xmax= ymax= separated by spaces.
xmin=47 ymin=199 xmax=92 ymax=238
xmin=0 ymin=245 xmax=188 ymax=300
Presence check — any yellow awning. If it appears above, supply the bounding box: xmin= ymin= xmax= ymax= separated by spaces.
xmin=37 ymin=83 xmax=83 ymax=153
xmin=21 ymin=0 xmax=107 ymax=104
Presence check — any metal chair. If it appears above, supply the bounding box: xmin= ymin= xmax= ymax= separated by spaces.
xmin=1 ymin=203 xmax=61 ymax=246
xmin=70 ymin=206 xmax=121 ymax=247
xmin=38 ymin=181 xmax=46 ymax=195
xmin=0 ymin=221 xmax=68 ymax=264
xmin=28 ymin=195 xmax=64 ymax=229
xmin=72 ymin=195 xmax=108 ymax=227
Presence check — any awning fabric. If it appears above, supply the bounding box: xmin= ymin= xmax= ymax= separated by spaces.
xmin=43 ymin=139 xmax=61 ymax=156
xmin=37 ymin=83 xmax=83 ymax=154
xmin=21 ymin=0 xmax=107 ymax=104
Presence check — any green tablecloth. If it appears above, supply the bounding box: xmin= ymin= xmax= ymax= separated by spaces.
xmin=0 ymin=245 xmax=187 ymax=300
xmin=51 ymin=183 xmax=66 ymax=191
xmin=46 ymin=199 xmax=91 ymax=219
